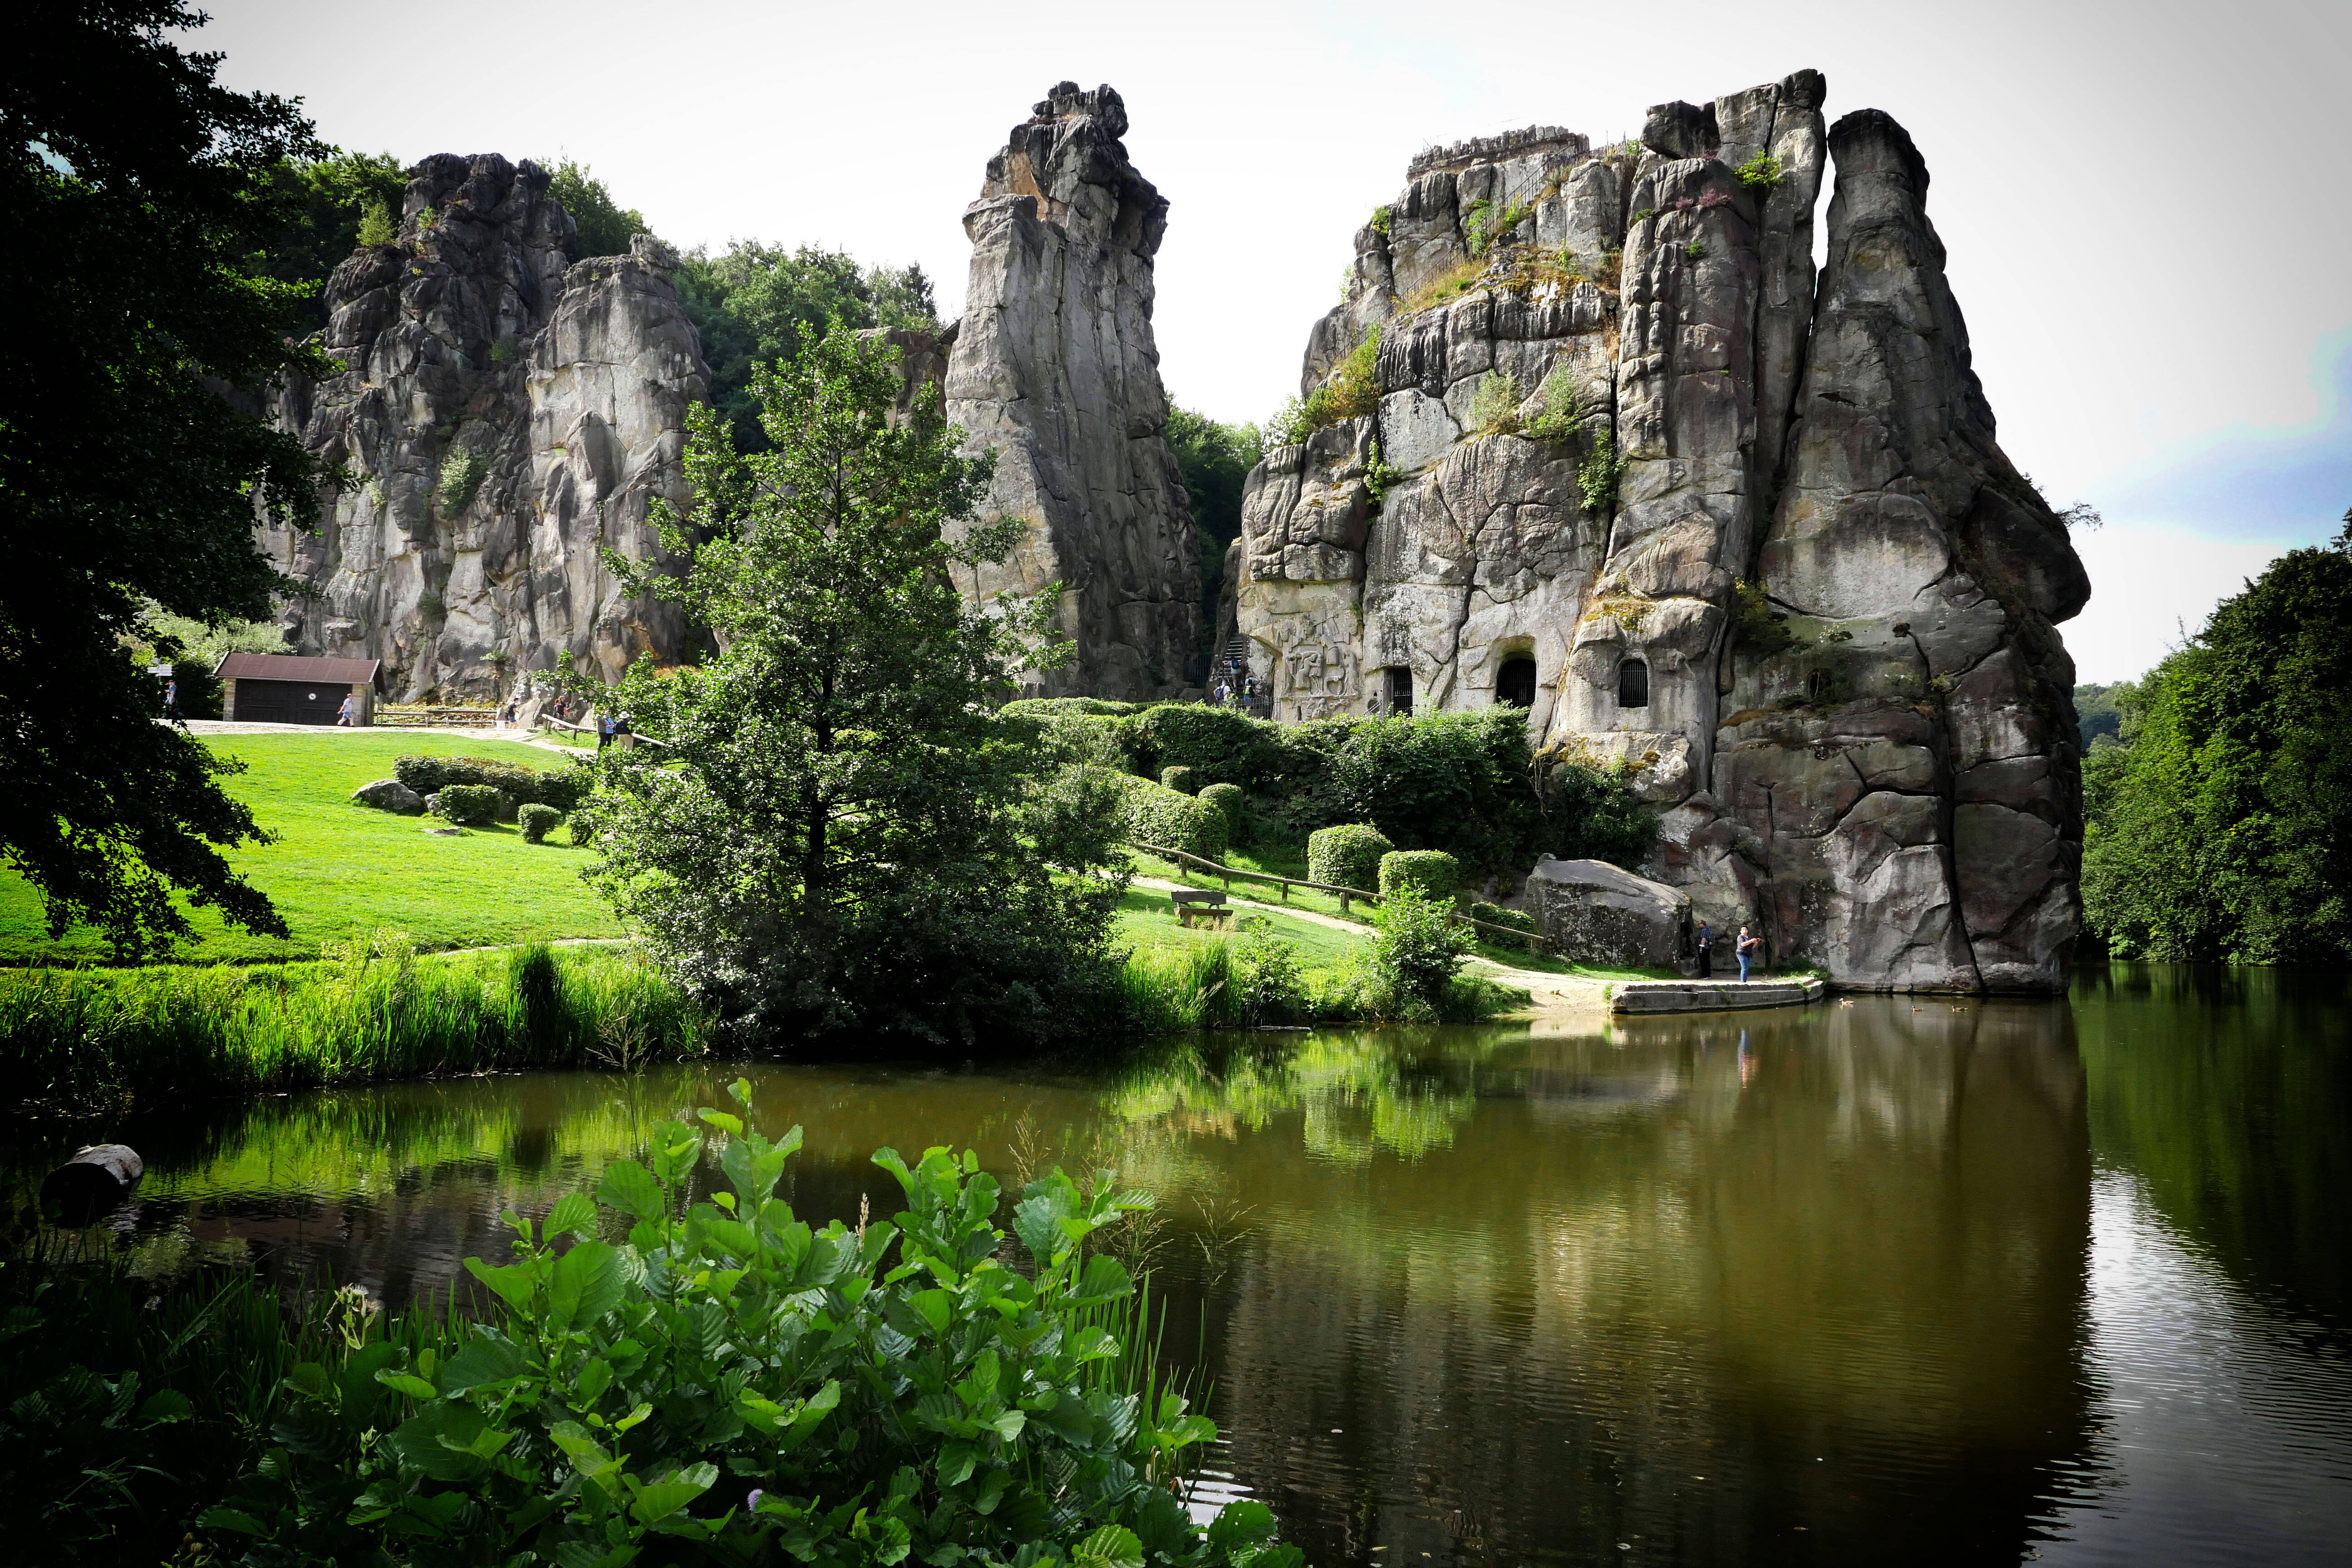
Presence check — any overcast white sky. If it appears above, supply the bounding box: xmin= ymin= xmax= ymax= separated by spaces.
xmin=200 ymin=0 xmax=2349 ymax=683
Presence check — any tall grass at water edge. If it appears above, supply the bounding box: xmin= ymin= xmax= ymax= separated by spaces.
xmin=0 ymin=937 xmax=708 ymax=1110
xmin=1117 ymin=937 xmax=1526 ymax=1032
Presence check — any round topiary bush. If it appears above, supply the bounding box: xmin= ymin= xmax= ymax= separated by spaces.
xmin=518 ymin=803 xmax=562 ymax=844
xmin=431 ymin=784 xmax=508 ymax=827
xmin=1197 ymin=782 xmax=1246 ymax=843
xmin=1380 ymin=849 xmax=1460 ymax=902
xmin=1159 ymin=764 xmax=1196 ymax=795
xmin=1308 ymin=823 xmax=1394 ymax=894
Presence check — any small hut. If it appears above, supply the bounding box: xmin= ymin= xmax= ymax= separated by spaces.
xmin=216 ymin=653 xmax=382 ymax=725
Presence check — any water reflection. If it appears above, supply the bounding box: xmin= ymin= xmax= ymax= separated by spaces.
xmin=7 ymin=969 xmax=2349 ymax=1565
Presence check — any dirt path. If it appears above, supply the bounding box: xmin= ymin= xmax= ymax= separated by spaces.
xmin=1128 ymin=875 xmax=1605 ymax=1013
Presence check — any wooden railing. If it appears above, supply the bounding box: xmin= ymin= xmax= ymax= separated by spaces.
xmin=1127 ymin=841 xmax=1547 ymax=955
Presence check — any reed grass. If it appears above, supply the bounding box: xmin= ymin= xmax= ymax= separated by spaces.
xmin=0 ymin=936 xmax=708 ymax=1111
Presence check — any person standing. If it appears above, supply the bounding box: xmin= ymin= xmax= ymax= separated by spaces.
xmin=597 ymin=712 xmax=612 ymax=752
xmin=162 ymin=676 xmax=178 ymax=716
xmin=1736 ymin=924 xmax=1762 ymax=982
xmin=1695 ymin=920 xmax=1713 ymax=978
xmin=336 ymin=692 xmax=356 ymax=727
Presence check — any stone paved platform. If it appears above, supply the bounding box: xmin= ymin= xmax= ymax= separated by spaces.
xmin=1608 ymin=976 xmax=1829 ymax=1015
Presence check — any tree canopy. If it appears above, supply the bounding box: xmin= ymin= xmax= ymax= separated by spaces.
xmin=254 ymin=148 xmax=407 ymax=325
xmin=3 ymin=0 xmax=336 ymax=956
xmin=541 ymin=157 xmax=646 ymax=259
xmin=578 ymin=324 xmax=1124 ymax=1048
xmin=676 ymin=243 xmax=937 ymax=452
xmin=2082 ymin=531 xmax=2352 ymax=963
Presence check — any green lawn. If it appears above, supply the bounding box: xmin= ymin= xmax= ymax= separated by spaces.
xmin=1112 ymin=886 xmax=1366 ymax=967
xmin=0 ymin=733 xmax=626 ymax=965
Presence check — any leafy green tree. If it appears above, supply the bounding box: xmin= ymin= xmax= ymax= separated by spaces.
xmin=2082 ymin=534 xmax=2352 ymax=962
xmin=253 ymin=148 xmax=407 ymax=325
xmin=676 ymin=241 xmax=936 ymax=451
xmin=541 ymin=157 xmax=646 ymax=259
xmin=1164 ymin=406 xmax=1264 ymax=649
xmin=581 ymin=323 xmax=1126 ymax=1047
xmin=4 ymin=0 xmax=333 ymax=956
xmin=1369 ymin=883 xmax=1473 ymax=1016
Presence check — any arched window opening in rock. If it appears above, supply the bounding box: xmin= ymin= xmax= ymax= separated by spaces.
xmin=1807 ymin=668 xmax=1828 ymax=703
xmin=1617 ymin=658 xmax=1649 ymax=709
xmin=1383 ymin=666 xmax=1413 ymax=715
xmin=1497 ymin=657 xmax=1537 ymax=708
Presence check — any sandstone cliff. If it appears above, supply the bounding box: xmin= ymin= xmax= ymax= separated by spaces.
xmin=943 ymin=83 xmax=1202 ymax=699
xmin=1233 ymin=73 xmax=2089 ymax=992
xmin=261 ymin=154 xmax=707 ymax=699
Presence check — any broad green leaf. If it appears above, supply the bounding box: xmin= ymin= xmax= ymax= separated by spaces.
xmin=195 ymin=1507 xmax=266 ymax=1536
xmin=546 ymin=1191 xmax=598 ymax=1238
xmin=462 ymin=1257 xmax=539 ymax=1315
xmin=697 ymin=1107 xmax=744 ymax=1137
xmin=138 ymin=1388 xmax=194 ymax=1423
xmin=376 ymin=1371 xmax=438 ymax=1400
xmin=989 ymin=1408 xmax=1025 ymax=1442
xmin=596 ymin=1159 xmax=665 ymax=1220
xmin=1072 ymin=1524 xmax=1143 ymax=1568
xmin=441 ymin=1331 xmax=528 ymax=1394
xmin=936 ymin=1440 xmax=976 ymax=1486
xmin=574 ymin=1357 xmax=614 ymax=1405
xmin=549 ymin=1240 xmax=625 ymax=1330
xmin=282 ymin=1362 xmax=330 ymax=1400
xmin=628 ymin=1461 xmax=717 ymax=1525
xmin=1204 ymin=1497 xmax=1278 ymax=1550
xmin=909 ymin=1289 xmax=952 ymax=1336
xmin=386 ymin=1401 xmax=489 ymax=1482
xmin=1072 ymin=1253 xmax=1132 ymax=1305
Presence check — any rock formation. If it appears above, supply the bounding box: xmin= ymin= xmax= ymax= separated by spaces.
xmin=941 ymin=83 xmax=1202 ymax=699
xmin=260 ymin=154 xmax=708 ymax=700
xmin=1234 ymin=72 xmax=2089 ymax=992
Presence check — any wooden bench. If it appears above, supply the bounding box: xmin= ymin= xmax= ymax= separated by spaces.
xmin=1170 ymin=887 xmax=1232 ymax=928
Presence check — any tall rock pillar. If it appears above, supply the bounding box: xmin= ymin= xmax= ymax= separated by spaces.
xmin=944 ymin=83 xmax=1202 ymax=700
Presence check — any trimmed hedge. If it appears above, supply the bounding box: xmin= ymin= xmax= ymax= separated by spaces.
xmin=1198 ymin=782 xmax=1246 ymax=843
xmin=1380 ymin=849 xmax=1460 ymax=901
xmin=1470 ymin=901 xmax=1537 ymax=936
xmin=1308 ymin=823 xmax=1393 ymax=894
xmin=518 ymin=803 xmax=562 ymax=843
xmin=999 ymin=696 xmax=1142 ymax=718
xmin=1102 ymin=769 xmax=1228 ymax=863
xmin=1137 ymin=703 xmax=1287 ymax=789
xmin=431 ymin=784 xmax=508 ymax=826
xmin=396 ymin=754 xmax=590 ymax=811
xmin=1160 ymin=765 xmax=1196 ymax=795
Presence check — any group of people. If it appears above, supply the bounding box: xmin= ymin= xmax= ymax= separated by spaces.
xmin=1694 ymin=920 xmax=1766 ymax=982
xmin=1209 ymin=663 xmax=1265 ymax=710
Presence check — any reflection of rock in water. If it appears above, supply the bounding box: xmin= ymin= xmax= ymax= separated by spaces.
xmin=1197 ymin=1001 xmax=2092 ymax=1566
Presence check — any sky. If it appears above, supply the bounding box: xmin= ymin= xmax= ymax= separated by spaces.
xmin=197 ymin=0 xmax=2350 ymax=683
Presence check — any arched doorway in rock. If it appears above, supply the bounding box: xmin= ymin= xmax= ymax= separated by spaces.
xmin=1497 ymin=657 xmax=1538 ymax=708
xmin=1617 ymin=657 xmax=1649 ymax=709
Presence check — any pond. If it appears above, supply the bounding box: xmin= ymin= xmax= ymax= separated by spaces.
xmin=10 ymin=965 xmax=2349 ymax=1566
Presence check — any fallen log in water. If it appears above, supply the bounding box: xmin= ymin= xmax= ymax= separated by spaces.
xmin=40 ymin=1143 xmax=142 ymax=1225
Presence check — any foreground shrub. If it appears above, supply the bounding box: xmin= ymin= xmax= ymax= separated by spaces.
xmin=1161 ymin=764 xmax=1197 ymax=794
xmin=1470 ymin=901 xmax=1537 ymax=936
xmin=1369 ymin=884 xmax=1473 ymax=1018
xmin=1105 ymin=769 xmax=1228 ymax=862
xmin=1198 ymin=782 xmax=1247 ymax=843
xmin=1308 ymin=823 xmax=1393 ymax=893
xmin=430 ymin=783 xmax=509 ymax=826
xmin=396 ymin=754 xmax=590 ymax=811
xmin=517 ymin=803 xmax=562 ymax=843
xmin=1380 ymin=849 xmax=1459 ymax=902
xmin=207 ymin=1083 xmax=1302 ymax=1568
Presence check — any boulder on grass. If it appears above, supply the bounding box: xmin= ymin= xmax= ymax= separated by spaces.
xmin=1527 ymin=856 xmax=1690 ymax=969
xmin=353 ymin=778 xmax=426 ymax=814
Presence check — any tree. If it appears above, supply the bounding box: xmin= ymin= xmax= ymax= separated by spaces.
xmin=675 ymin=242 xmax=937 ymax=452
xmin=579 ymin=323 xmax=1126 ymax=1048
xmin=1163 ymin=406 xmax=1263 ymax=653
xmin=541 ymin=157 xmax=647 ymax=259
xmin=3 ymin=0 xmax=333 ymax=956
xmin=2082 ymin=533 xmax=2352 ymax=962
xmin=254 ymin=148 xmax=407 ymax=326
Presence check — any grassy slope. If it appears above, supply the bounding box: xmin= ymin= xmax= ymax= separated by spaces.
xmin=0 ymin=733 xmax=624 ymax=965
xmin=1112 ymin=886 xmax=1364 ymax=967
xmin=1127 ymin=847 xmax=1676 ymax=981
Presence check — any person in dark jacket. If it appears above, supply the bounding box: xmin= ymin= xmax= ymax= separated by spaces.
xmin=1695 ymin=921 xmax=1713 ymax=978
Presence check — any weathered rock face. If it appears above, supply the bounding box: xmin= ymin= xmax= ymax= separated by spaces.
xmin=1527 ymin=856 xmax=1690 ymax=970
xmin=943 ymin=84 xmax=1202 ymax=700
xmin=260 ymin=155 xmax=708 ymax=700
xmin=1234 ymin=74 xmax=2088 ymax=993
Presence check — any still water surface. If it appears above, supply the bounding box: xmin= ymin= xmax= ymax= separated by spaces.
xmin=11 ymin=965 xmax=2349 ymax=1566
